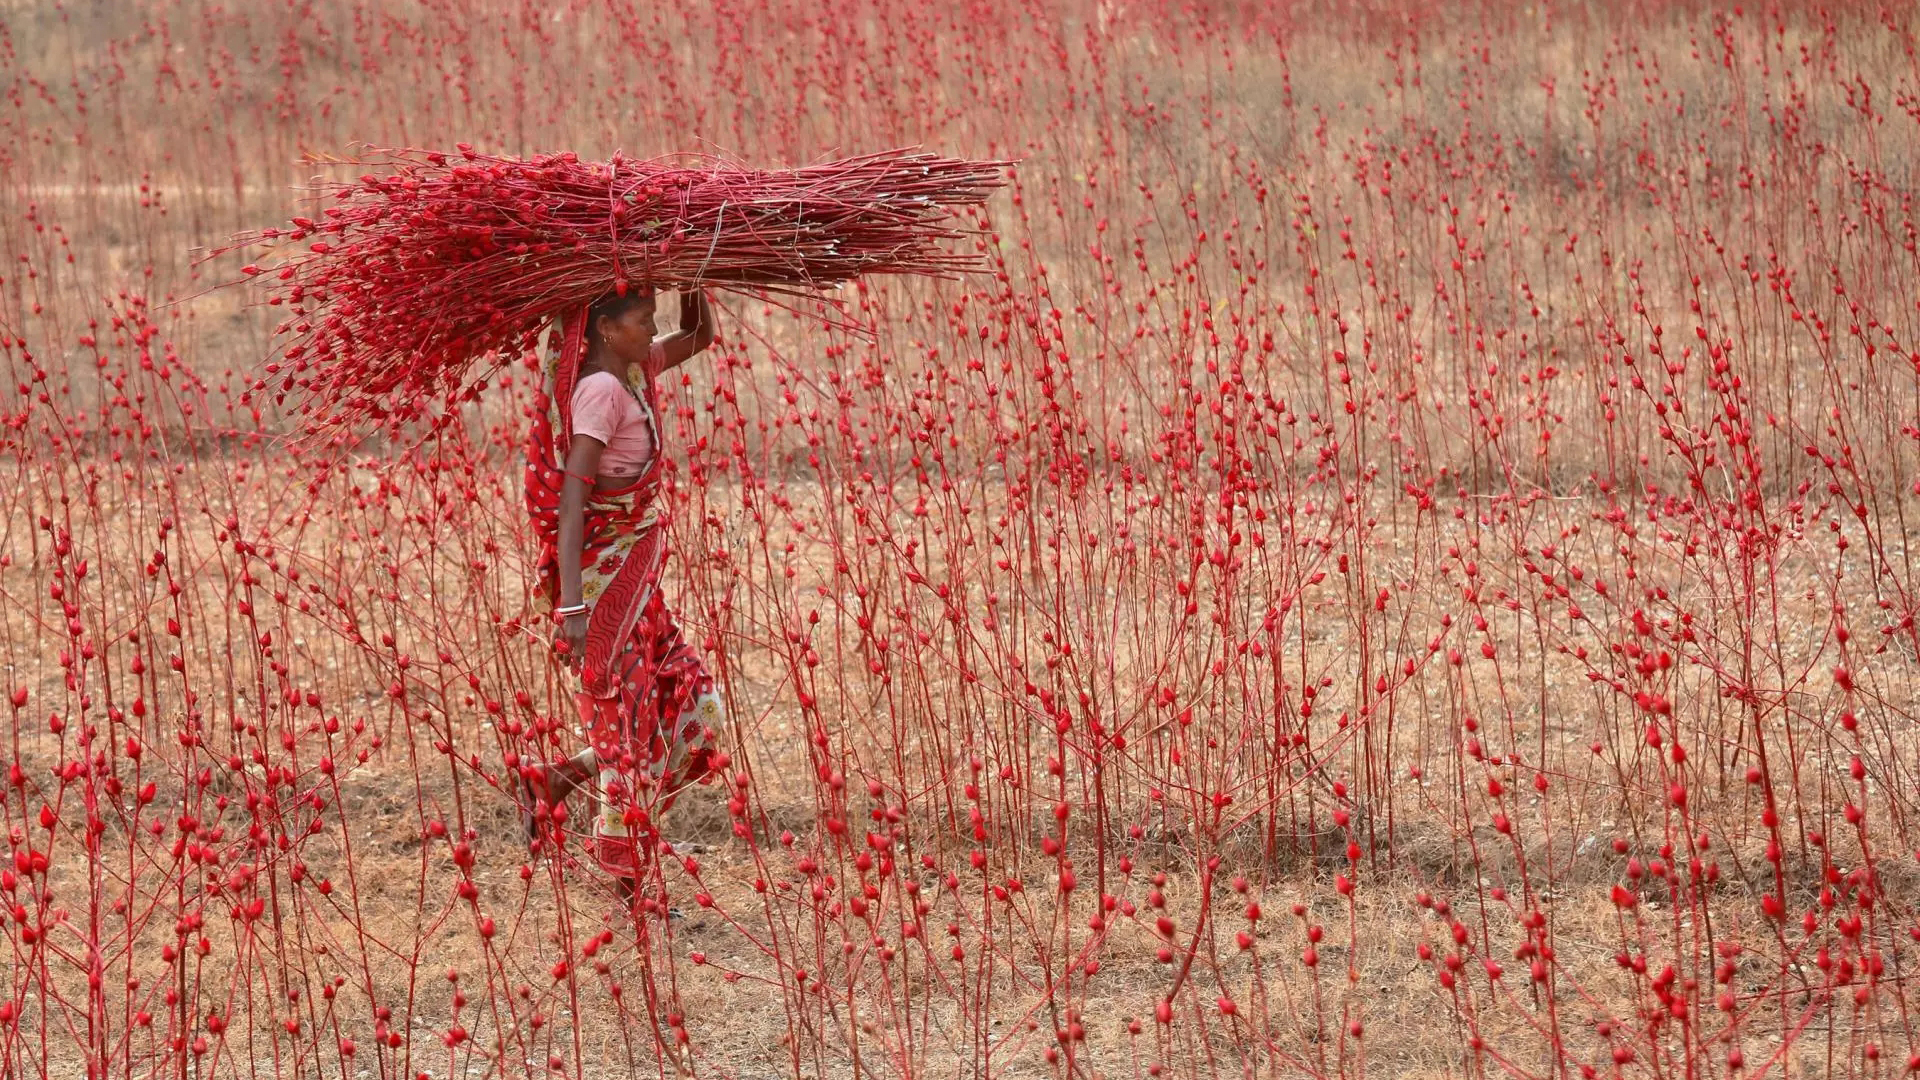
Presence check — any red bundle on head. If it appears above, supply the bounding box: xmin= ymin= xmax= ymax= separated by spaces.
xmin=214 ymin=145 xmax=1008 ymax=431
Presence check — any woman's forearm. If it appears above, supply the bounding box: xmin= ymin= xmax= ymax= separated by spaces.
xmin=679 ymin=291 xmax=715 ymax=352
xmin=557 ymin=492 xmax=585 ymax=606
xmin=557 ymin=436 xmax=605 ymax=607
xmin=648 ymin=293 xmax=717 ymax=375
xmin=692 ymin=292 xmax=715 ymax=350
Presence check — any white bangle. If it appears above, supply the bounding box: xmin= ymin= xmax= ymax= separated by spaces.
xmin=555 ymin=603 xmax=589 ymax=617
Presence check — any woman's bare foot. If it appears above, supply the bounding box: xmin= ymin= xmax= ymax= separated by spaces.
xmin=520 ymin=749 xmax=595 ymax=848
xmin=518 ymin=766 xmax=551 ymax=846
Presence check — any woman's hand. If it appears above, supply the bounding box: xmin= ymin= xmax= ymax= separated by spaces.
xmin=553 ymin=611 xmax=589 ymax=667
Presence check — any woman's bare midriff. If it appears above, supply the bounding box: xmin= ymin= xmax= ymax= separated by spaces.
xmin=596 ymin=472 xmax=642 ymax=494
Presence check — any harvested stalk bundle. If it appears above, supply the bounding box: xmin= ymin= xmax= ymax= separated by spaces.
xmin=214 ymin=145 xmax=1008 ymax=429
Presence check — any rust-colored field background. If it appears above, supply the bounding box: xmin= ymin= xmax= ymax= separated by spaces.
xmin=2 ymin=2 xmax=1918 ymax=1077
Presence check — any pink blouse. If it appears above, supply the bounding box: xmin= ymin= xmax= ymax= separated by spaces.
xmin=570 ymin=368 xmax=658 ymax=478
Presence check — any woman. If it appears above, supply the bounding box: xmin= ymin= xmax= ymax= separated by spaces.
xmin=522 ymin=285 xmax=725 ymax=897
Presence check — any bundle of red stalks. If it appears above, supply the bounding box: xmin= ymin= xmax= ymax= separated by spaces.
xmin=216 ymin=145 xmax=1007 ymax=427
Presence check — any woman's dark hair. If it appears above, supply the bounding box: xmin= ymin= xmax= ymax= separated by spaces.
xmin=586 ymin=285 xmax=655 ymax=344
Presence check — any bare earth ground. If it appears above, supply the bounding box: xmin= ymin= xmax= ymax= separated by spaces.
xmin=5 ymin=459 xmax=1916 ymax=1078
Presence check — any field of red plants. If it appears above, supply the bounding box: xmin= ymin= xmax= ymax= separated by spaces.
xmin=4 ymin=1 xmax=1920 ymax=1077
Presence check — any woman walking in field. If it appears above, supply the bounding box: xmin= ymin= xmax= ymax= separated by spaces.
xmin=521 ymin=286 xmax=726 ymax=900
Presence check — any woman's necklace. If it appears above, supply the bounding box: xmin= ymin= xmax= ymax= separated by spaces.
xmin=582 ymin=353 xmax=638 ymax=389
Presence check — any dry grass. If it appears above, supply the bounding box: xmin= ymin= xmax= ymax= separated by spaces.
xmin=5 ymin=456 xmax=1915 ymax=1076
xmin=6 ymin=2 xmax=1920 ymax=1078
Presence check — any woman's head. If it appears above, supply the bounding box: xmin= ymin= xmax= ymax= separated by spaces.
xmin=585 ymin=285 xmax=657 ymax=367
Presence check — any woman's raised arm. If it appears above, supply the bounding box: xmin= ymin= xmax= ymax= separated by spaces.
xmin=647 ymin=290 xmax=716 ymax=377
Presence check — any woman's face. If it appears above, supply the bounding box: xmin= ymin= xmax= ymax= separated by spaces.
xmin=595 ymin=298 xmax=656 ymax=366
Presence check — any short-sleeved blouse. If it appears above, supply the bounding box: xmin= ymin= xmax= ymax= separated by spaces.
xmin=570 ymin=366 xmax=658 ymax=477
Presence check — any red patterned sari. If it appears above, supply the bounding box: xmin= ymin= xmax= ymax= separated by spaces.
xmin=525 ymin=307 xmax=723 ymax=879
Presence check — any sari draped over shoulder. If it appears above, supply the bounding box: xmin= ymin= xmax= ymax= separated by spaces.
xmin=525 ymin=307 xmax=723 ymax=879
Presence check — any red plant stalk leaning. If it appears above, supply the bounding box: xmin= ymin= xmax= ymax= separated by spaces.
xmin=212 ymin=145 xmax=1007 ymax=429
